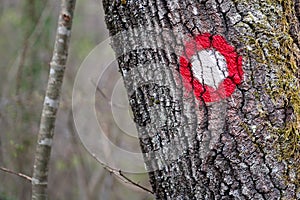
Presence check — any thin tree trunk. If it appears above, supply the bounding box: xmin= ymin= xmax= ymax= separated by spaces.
xmin=103 ymin=0 xmax=300 ymax=199
xmin=31 ymin=0 xmax=76 ymax=199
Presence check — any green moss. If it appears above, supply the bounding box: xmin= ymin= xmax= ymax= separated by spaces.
xmin=240 ymin=0 xmax=300 ymax=186
xmin=271 ymin=0 xmax=300 ymax=186
xmin=233 ymin=1 xmax=299 ymax=191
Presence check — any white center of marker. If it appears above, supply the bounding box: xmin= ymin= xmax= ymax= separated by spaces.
xmin=191 ymin=50 xmax=228 ymax=89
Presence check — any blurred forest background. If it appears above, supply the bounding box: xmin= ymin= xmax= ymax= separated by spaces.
xmin=0 ymin=0 xmax=151 ymax=199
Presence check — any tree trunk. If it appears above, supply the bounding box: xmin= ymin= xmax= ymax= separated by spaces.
xmin=102 ymin=0 xmax=300 ymax=199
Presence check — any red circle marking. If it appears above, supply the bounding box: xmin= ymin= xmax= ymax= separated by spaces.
xmin=179 ymin=33 xmax=244 ymax=103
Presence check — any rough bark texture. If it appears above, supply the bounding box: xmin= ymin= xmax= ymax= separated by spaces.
xmin=31 ymin=0 xmax=76 ymax=199
xmin=103 ymin=0 xmax=300 ymax=199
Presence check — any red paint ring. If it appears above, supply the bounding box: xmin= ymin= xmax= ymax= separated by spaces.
xmin=179 ymin=33 xmax=244 ymax=102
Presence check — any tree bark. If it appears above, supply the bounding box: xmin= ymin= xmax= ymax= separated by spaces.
xmin=31 ymin=0 xmax=76 ymax=199
xmin=102 ymin=0 xmax=300 ymax=199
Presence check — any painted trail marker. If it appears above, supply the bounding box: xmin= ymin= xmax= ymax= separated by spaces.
xmin=179 ymin=33 xmax=244 ymax=103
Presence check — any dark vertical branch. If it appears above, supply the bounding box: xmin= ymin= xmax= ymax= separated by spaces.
xmin=31 ymin=0 xmax=76 ymax=200
xmin=16 ymin=0 xmax=47 ymax=99
xmin=295 ymin=0 xmax=300 ymax=22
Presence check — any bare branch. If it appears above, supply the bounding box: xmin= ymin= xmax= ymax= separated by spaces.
xmin=0 ymin=166 xmax=32 ymax=182
xmin=69 ymin=108 xmax=153 ymax=195
xmin=89 ymin=153 xmax=153 ymax=194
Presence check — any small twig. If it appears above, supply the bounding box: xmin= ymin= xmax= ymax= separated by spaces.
xmin=68 ymin=110 xmax=153 ymax=195
xmin=89 ymin=153 xmax=153 ymax=194
xmin=91 ymin=79 xmax=128 ymax=109
xmin=118 ymin=170 xmax=153 ymax=194
xmin=0 ymin=166 xmax=32 ymax=182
